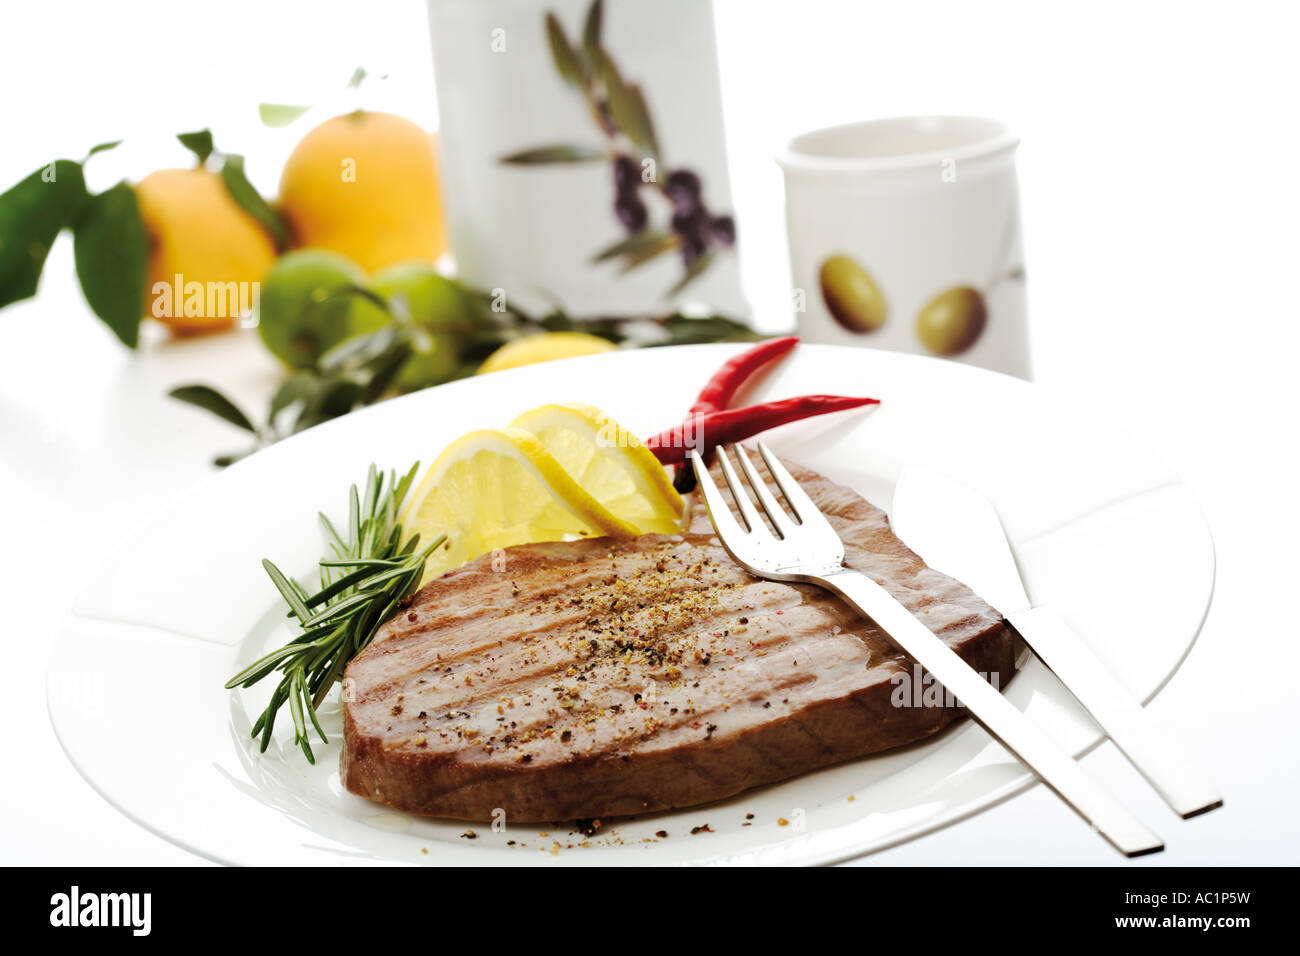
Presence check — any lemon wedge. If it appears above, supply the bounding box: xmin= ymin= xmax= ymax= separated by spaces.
xmin=511 ymin=403 xmax=685 ymax=534
xmin=477 ymin=332 xmax=616 ymax=374
xmin=403 ymin=427 xmax=637 ymax=582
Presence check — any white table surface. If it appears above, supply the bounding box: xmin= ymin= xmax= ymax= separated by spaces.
xmin=2 ymin=0 xmax=1297 ymax=866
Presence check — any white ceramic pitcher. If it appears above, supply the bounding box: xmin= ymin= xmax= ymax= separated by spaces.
xmin=427 ymin=0 xmax=747 ymax=320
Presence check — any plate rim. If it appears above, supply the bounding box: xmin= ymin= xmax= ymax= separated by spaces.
xmin=46 ymin=343 xmax=1218 ymax=866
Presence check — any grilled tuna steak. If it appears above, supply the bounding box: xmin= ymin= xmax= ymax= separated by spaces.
xmin=341 ymin=460 xmax=1015 ymax=821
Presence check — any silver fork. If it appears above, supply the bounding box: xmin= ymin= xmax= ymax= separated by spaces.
xmin=691 ymin=443 xmax=1164 ymax=858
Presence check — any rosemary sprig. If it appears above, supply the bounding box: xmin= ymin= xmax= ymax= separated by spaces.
xmin=226 ymin=462 xmax=446 ymax=763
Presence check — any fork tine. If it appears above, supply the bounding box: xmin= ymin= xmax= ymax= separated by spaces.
xmin=690 ymin=451 xmax=750 ymax=541
xmin=733 ymin=444 xmax=798 ymax=537
xmin=755 ymin=442 xmax=824 ymax=525
xmin=715 ymin=445 xmax=768 ymax=536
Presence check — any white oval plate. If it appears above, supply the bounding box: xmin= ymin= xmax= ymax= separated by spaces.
xmin=47 ymin=344 xmax=1214 ymax=865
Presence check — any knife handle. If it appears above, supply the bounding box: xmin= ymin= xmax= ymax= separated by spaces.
xmin=819 ymin=570 xmax=1164 ymax=857
xmin=1007 ymin=606 xmax=1223 ymax=819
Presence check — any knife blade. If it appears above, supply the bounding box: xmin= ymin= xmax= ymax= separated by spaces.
xmin=891 ymin=466 xmax=1222 ymax=819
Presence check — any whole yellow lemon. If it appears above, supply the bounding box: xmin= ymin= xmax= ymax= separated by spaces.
xmin=135 ymin=168 xmax=277 ymax=333
xmin=277 ymin=111 xmax=448 ymax=274
xmin=477 ymin=332 xmax=617 ymax=374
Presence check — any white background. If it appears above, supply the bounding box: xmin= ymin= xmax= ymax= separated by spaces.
xmin=1 ymin=0 xmax=1297 ymax=865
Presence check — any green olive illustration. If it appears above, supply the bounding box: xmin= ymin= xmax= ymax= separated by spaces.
xmin=916 ymin=285 xmax=987 ymax=356
xmin=819 ymin=255 xmax=887 ymax=333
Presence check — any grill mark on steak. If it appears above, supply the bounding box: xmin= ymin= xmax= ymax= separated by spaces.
xmin=341 ymin=458 xmax=1016 ymax=822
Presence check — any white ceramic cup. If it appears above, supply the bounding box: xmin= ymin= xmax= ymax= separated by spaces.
xmin=778 ymin=116 xmax=1030 ymax=379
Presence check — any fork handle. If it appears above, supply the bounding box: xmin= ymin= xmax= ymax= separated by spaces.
xmin=819 ymin=569 xmax=1164 ymax=857
xmin=1007 ymin=606 xmax=1222 ymax=819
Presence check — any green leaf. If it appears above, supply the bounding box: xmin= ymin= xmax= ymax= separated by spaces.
xmin=0 ymin=160 xmax=88 ymax=309
xmin=315 ymin=306 xmax=404 ymax=374
xmin=539 ymin=311 xmax=576 ymax=332
xmin=592 ymin=229 xmax=672 ymax=264
xmin=581 ymin=0 xmax=604 ymax=69
xmin=359 ymin=337 xmax=414 ymax=403
xmin=294 ymin=378 xmax=362 ymax=432
xmin=268 ymin=373 xmax=316 ymax=422
xmin=86 ymin=140 xmax=123 ymax=159
xmin=220 ymin=154 xmax=291 ymax=251
xmin=653 ymin=312 xmax=758 ymax=346
xmin=666 ymin=249 xmax=716 ymax=298
xmin=177 ymin=129 xmax=215 ymax=165
xmin=331 ymin=282 xmax=389 ymax=313
xmin=169 ymin=384 xmax=259 ymax=433
xmin=596 ymin=50 xmax=658 ymax=160
xmin=72 ymin=181 xmax=146 ymax=347
xmin=617 ymin=233 xmax=680 ymax=273
xmin=347 ymin=67 xmax=367 ymax=89
xmin=627 ymin=84 xmax=660 ymax=160
xmin=263 ymin=558 xmax=312 ymax=621
xmin=499 ymin=144 xmax=607 ymax=165
xmin=545 ymin=13 xmax=585 ymax=87
xmin=258 ymin=103 xmax=311 ymax=128
xmin=213 ymin=447 xmax=257 ymax=468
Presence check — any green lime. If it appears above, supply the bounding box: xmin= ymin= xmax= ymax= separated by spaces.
xmin=373 ymin=262 xmax=477 ymax=389
xmin=916 ymin=285 xmax=988 ymax=356
xmin=257 ymin=250 xmax=389 ymax=369
xmin=819 ymin=255 xmax=887 ymax=333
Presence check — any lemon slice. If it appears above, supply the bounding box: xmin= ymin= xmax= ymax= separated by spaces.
xmin=511 ymin=402 xmax=685 ymax=534
xmin=403 ymin=427 xmax=637 ymax=582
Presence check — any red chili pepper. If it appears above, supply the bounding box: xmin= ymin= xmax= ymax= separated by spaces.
xmin=688 ymin=336 xmax=799 ymax=415
xmin=671 ymin=336 xmax=800 ymax=491
xmin=646 ymin=394 xmax=880 ymax=465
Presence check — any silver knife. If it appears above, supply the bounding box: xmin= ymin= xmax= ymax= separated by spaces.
xmin=891 ymin=466 xmax=1222 ymax=819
